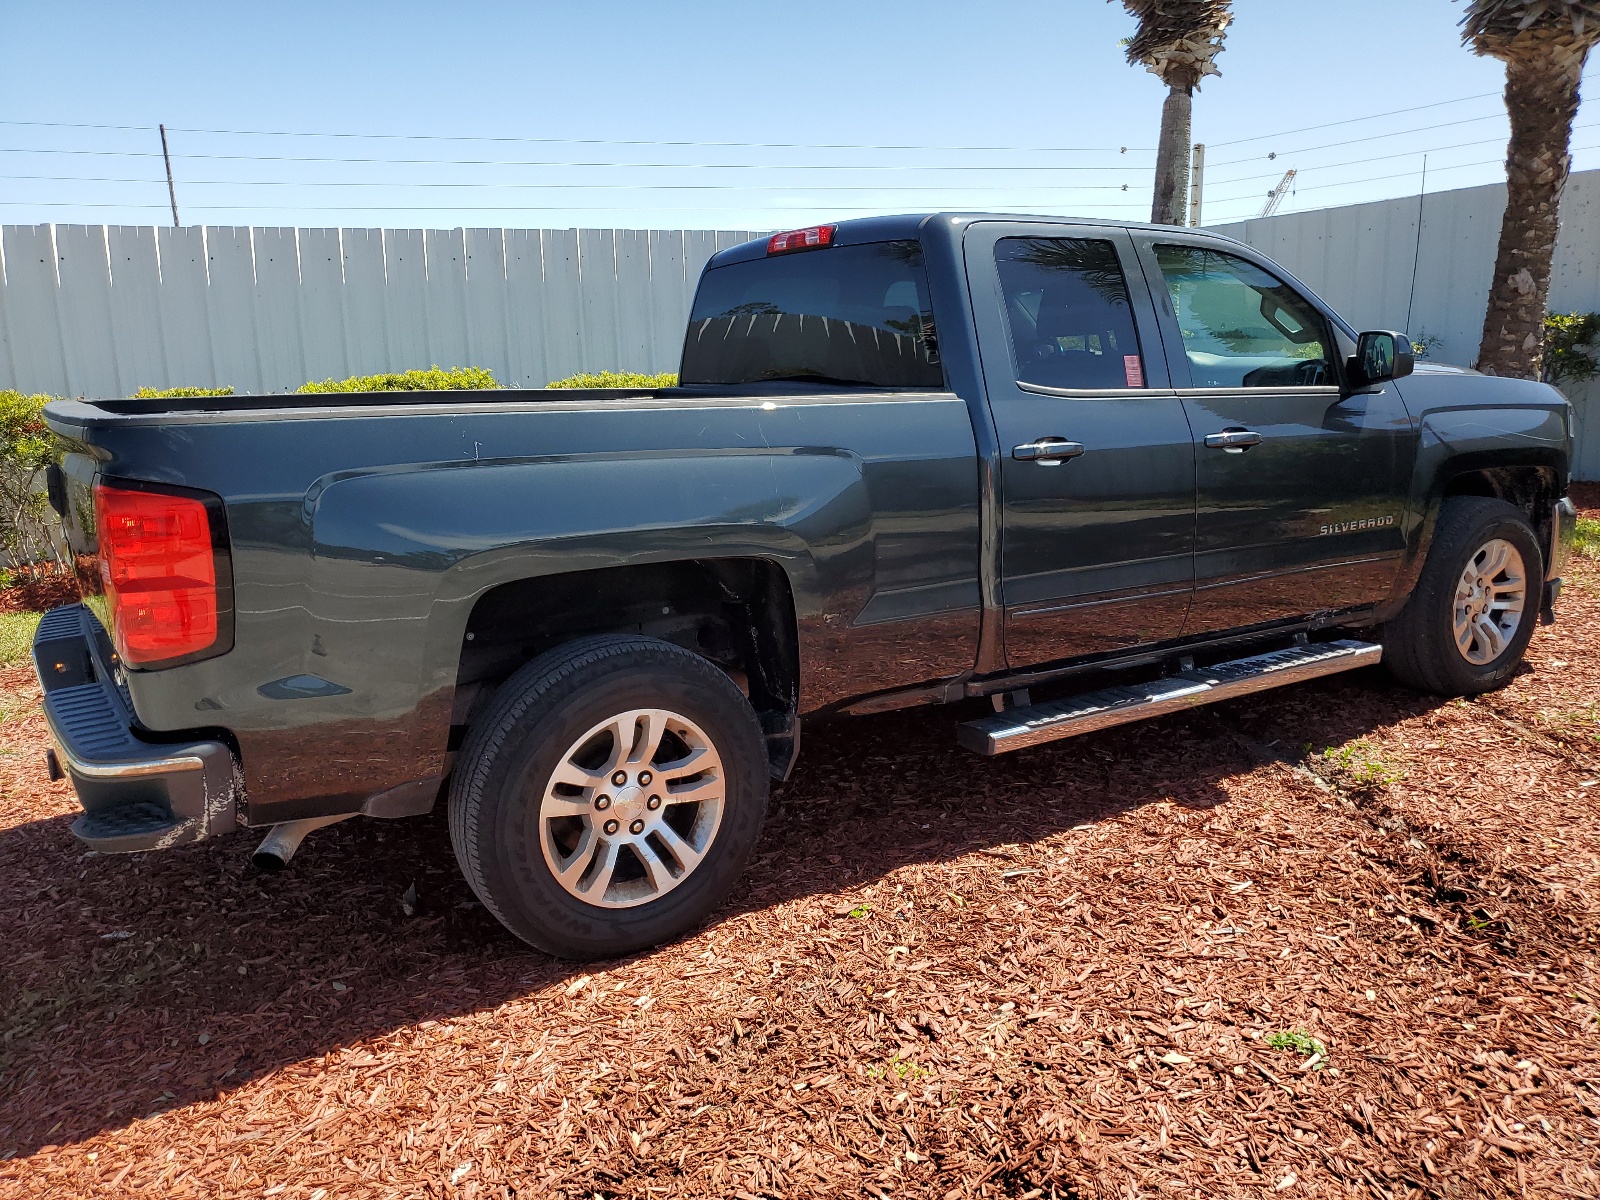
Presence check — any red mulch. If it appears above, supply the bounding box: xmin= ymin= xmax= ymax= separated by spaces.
xmin=0 ymin=571 xmax=79 ymax=615
xmin=2 ymin=564 xmax=1599 ymax=1198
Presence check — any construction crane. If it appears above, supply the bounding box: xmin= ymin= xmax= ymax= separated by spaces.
xmin=1259 ymin=170 xmax=1297 ymax=218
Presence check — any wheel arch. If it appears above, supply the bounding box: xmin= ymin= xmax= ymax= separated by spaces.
xmin=451 ymin=557 xmax=802 ymax=780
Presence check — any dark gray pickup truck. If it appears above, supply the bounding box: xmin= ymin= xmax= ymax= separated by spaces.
xmin=34 ymin=213 xmax=1577 ymax=958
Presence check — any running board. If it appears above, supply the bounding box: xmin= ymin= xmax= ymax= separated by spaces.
xmin=957 ymin=639 xmax=1383 ymax=756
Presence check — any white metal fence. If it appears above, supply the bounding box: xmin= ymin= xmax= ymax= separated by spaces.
xmin=1210 ymin=168 xmax=1600 ymax=480
xmin=0 ymin=225 xmax=761 ymax=397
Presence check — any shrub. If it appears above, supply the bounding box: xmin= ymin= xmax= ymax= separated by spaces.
xmin=546 ymin=371 xmax=677 ymax=389
xmin=132 ymin=385 xmax=235 ymax=399
xmin=297 ymin=366 xmax=499 ymax=394
xmin=1543 ymin=312 xmax=1600 ymax=387
xmin=0 ymin=390 xmax=65 ymax=571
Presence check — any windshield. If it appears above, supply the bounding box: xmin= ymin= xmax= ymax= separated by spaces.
xmin=679 ymin=240 xmax=943 ymax=389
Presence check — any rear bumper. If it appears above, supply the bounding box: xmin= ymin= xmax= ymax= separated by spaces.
xmin=32 ymin=604 xmax=238 ymax=853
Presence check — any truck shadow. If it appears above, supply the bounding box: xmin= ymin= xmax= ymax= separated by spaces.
xmin=0 ymin=666 xmax=1445 ymax=1158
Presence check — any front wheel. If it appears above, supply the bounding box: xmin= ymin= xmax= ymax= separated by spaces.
xmin=448 ymin=635 xmax=768 ymax=959
xmin=1382 ymin=496 xmax=1542 ymax=696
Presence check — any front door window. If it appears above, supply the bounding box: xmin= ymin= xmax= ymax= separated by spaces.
xmin=1153 ymin=245 xmax=1334 ymax=388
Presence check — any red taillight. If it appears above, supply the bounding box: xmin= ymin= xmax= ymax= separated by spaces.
xmin=767 ymin=225 xmax=836 ymax=255
xmin=95 ymin=482 xmax=219 ymax=666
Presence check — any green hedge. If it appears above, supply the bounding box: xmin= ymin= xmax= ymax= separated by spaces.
xmin=132 ymin=385 xmax=235 ymax=399
xmin=547 ymin=371 xmax=677 ymax=389
xmin=298 ymin=366 xmax=500 ymax=394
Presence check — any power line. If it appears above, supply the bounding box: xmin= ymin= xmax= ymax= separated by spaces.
xmin=0 ymin=173 xmax=1151 ymax=193
xmin=1206 ymin=119 xmax=1600 ymax=188
xmin=1205 ymin=141 xmax=1600 ymax=209
xmin=0 ymin=147 xmax=1154 ymax=173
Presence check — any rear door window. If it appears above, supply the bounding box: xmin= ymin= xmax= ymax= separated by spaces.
xmin=995 ymin=237 xmax=1147 ymax=391
xmin=680 ymin=241 xmax=942 ymax=388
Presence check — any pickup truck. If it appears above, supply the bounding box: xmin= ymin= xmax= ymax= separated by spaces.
xmin=33 ymin=213 xmax=1578 ymax=959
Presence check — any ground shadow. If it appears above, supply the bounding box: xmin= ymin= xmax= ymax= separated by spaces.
xmin=0 ymin=665 xmax=1446 ymax=1157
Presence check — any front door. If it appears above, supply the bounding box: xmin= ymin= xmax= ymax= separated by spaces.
xmin=1132 ymin=234 xmax=1417 ymax=633
xmin=965 ymin=223 xmax=1197 ymax=669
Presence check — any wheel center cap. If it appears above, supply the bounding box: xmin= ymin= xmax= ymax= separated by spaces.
xmin=611 ymin=784 xmax=646 ymax=822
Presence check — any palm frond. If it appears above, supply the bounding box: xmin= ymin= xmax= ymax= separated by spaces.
xmin=1115 ymin=0 xmax=1233 ymax=88
xmin=1460 ymin=0 xmax=1600 ymax=60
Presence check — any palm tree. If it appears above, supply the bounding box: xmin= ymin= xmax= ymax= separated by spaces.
xmin=1115 ymin=1 xmax=1233 ymax=225
xmin=1461 ymin=1 xmax=1600 ymax=377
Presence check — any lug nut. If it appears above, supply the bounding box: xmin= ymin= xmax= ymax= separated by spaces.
xmin=612 ymin=770 xmax=628 ymax=786
xmin=595 ymin=795 xmax=611 ymax=811
xmin=647 ymin=795 xmax=661 ymax=810
xmin=638 ymin=770 xmax=652 ymax=786
xmin=629 ymin=819 xmax=646 ymax=834
xmin=603 ymin=819 xmax=620 ymax=835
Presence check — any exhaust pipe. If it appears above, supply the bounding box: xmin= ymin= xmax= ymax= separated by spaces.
xmin=252 ymin=814 xmax=352 ymax=871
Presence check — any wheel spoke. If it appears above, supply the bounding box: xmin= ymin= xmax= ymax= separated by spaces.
xmin=542 ymin=792 xmax=595 ymax=819
xmin=625 ymin=710 xmax=669 ymax=768
xmin=553 ymin=827 xmax=600 ymax=887
xmin=658 ymin=745 xmax=714 ymax=780
xmin=551 ymin=760 xmax=608 ymax=791
xmin=575 ymin=839 xmax=621 ymax=900
xmin=1474 ymin=616 xmax=1506 ymax=657
xmin=666 ymin=774 xmax=723 ymax=805
xmin=652 ymin=822 xmax=707 ymax=875
xmin=636 ymin=840 xmax=674 ymax=891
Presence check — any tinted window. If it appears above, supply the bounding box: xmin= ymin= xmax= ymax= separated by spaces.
xmin=680 ymin=241 xmax=942 ymax=388
xmin=995 ymin=237 xmax=1146 ymax=391
xmin=1153 ymin=245 xmax=1334 ymax=388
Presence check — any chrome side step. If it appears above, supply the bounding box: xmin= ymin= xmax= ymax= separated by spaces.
xmin=957 ymin=639 xmax=1383 ymax=756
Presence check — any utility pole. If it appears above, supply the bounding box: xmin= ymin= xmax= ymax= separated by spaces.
xmin=159 ymin=124 xmax=180 ymax=227
xmin=1187 ymin=144 xmax=1205 ymax=227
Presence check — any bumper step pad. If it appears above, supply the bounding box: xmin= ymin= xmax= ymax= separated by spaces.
xmin=958 ymin=639 xmax=1383 ymax=756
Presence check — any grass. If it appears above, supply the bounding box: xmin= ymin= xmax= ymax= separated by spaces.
xmin=1574 ymin=516 xmax=1600 ymax=560
xmin=0 ymin=612 xmax=41 ymax=666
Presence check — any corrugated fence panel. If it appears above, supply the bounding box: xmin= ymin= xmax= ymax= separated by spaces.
xmin=1 ymin=226 xmax=70 ymax=396
xmin=339 ymin=228 xmax=389 ymax=380
xmin=105 ymin=226 xmax=166 ymax=395
xmin=252 ymin=227 xmax=305 ymax=394
xmin=154 ymin=226 xmax=214 ymax=390
xmin=296 ymin=229 xmax=348 ymax=385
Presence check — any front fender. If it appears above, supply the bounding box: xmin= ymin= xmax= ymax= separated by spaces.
xmin=1388 ymin=382 xmax=1572 ymax=606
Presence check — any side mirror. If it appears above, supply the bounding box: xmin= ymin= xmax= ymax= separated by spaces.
xmin=1350 ymin=330 xmax=1414 ymax=387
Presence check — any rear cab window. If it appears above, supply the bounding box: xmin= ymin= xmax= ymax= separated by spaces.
xmin=680 ymin=240 xmax=943 ymax=389
xmin=995 ymin=237 xmax=1147 ymax=391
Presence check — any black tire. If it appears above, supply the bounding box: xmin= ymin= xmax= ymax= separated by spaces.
xmin=448 ymin=634 xmax=767 ymax=959
xmin=1382 ymin=496 xmax=1543 ymax=696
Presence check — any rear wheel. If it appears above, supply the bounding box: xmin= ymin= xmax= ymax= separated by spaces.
xmin=1382 ymin=496 xmax=1542 ymax=696
xmin=448 ymin=635 xmax=768 ymax=959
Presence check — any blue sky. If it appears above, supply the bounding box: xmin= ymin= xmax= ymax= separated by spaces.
xmin=4 ymin=0 xmax=1596 ymax=230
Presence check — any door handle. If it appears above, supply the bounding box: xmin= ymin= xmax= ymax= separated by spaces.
xmin=1012 ymin=438 xmax=1085 ymax=465
xmin=1203 ymin=429 xmax=1263 ymax=453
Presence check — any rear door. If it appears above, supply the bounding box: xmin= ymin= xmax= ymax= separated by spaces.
xmin=1130 ymin=232 xmax=1416 ymax=632
xmin=964 ymin=222 xmax=1196 ymax=668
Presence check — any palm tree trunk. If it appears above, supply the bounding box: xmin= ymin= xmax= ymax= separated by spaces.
xmin=1475 ymin=50 xmax=1584 ymax=377
xmin=1150 ymin=84 xmax=1193 ymax=226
